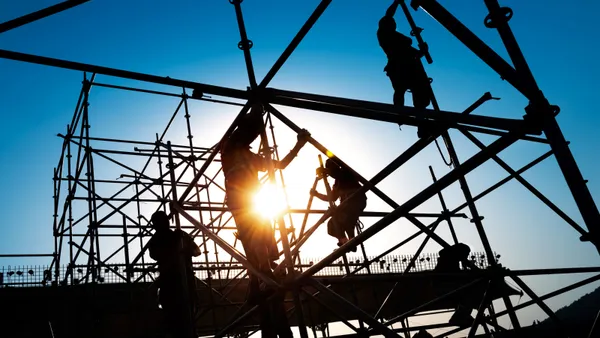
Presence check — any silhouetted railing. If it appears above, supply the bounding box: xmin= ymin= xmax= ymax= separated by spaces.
xmin=0 ymin=252 xmax=495 ymax=287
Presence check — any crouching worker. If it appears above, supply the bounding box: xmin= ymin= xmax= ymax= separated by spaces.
xmin=434 ymin=243 xmax=474 ymax=327
xmin=310 ymin=158 xmax=367 ymax=252
xmin=148 ymin=210 xmax=201 ymax=338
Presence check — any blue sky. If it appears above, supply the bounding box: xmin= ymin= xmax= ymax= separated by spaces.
xmin=1 ymin=0 xmax=599 ymax=334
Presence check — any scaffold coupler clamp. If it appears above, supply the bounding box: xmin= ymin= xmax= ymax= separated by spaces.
xmin=82 ymin=79 xmax=92 ymax=93
xmin=579 ymin=232 xmax=600 ymax=247
xmin=523 ymin=93 xmax=559 ymax=135
xmin=238 ymin=39 xmax=253 ymax=51
xmin=484 ymin=5 xmax=513 ymax=29
xmin=410 ymin=0 xmax=423 ymax=11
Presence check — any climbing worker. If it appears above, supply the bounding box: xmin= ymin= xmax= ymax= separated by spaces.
xmin=221 ymin=103 xmax=309 ymax=337
xmin=310 ymin=158 xmax=367 ymax=252
xmin=148 ymin=210 xmax=201 ymax=338
xmin=433 ymin=243 xmax=474 ymax=327
xmin=377 ymin=0 xmax=432 ymax=126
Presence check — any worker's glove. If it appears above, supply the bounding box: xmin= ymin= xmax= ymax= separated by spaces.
xmin=296 ymin=129 xmax=311 ymax=145
xmin=316 ymin=167 xmax=327 ymax=177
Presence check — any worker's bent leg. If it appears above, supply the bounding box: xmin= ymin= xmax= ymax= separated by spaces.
xmin=271 ymin=292 xmax=293 ymax=338
xmin=327 ymin=218 xmax=347 ymax=245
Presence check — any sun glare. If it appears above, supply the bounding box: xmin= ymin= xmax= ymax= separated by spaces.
xmin=253 ymin=183 xmax=288 ymax=220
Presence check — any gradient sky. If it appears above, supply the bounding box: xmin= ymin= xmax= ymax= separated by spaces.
xmin=1 ymin=0 xmax=599 ymax=335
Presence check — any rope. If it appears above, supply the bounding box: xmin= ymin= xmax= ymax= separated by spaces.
xmin=434 ymin=138 xmax=453 ymax=167
xmin=357 ymin=219 xmax=365 ymax=230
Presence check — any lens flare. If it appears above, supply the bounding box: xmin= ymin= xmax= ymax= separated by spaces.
xmin=253 ymin=183 xmax=287 ymax=220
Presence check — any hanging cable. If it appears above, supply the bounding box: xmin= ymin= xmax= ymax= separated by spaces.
xmin=434 ymin=138 xmax=453 ymax=167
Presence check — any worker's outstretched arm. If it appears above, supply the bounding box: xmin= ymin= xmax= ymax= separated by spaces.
xmin=385 ymin=0 xmax=401 ymax=18
xmin=273 ymin=129 xmax=310 ymax=170
xmin=310 ymin=189 xmax=329 ymax=202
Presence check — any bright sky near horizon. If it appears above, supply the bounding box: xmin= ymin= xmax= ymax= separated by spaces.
xmin=1 ymin=0 xmax=600 ymax=336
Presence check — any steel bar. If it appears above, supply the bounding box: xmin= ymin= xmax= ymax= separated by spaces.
xmin=69 ymin=241 xmax=128 ymax=282
xmin=465 ymin=125 xmax=549 ymax=144
xmin=482 ymin=0 xmax=539 ymax=93
xmin=432 ymin=326 xmax=466 ymax=338
xmin=588 ymin=309 xmax=600 ymax=338
xmin=259 ymin=0 xmax=332 ymax=87
xmin=413 ymin=0 xmax=530 ymax=98
xmin=430 ymin=166 xmax=458 ymax=244
xmin=543 ymin=116 xmax=600 ymax=252
xmin=305 ymin=278 xmax=400 ymax=337
xmin=122 ymin=215 xmax=131 ymax=283
xmin=333 ymin=321 xmax=459 ymax=338
xmin=259 ymin=107 xmax=309 ymax=338
xmin=349 ymin=221 xmax=439 ymax=276
xmin=61 ymin=177 xmax=142 ymax=235
xmin=0 ymin=49 xmax=249 ymax=100
xmin=214 ymin=303 xmax=260 ymax=338
xmin=91 ymin=81 xmax=245 ymax=107
xmin=0 ymin=254 xmax=55 ymax=258
xmin=72 ymin=180 xmax=145 ymax=227
xmin=231 ymin=0 xmax=257 ymax=88
xmin=268 ymin=89 xmax=530 ymax=133
xmin=374 ymin=217 xmax=442 ymax=318
xmin=467 ymin=280 xmax=493 ymax=338
xmin=493 ymin=272 xmax=600 ymax=318
xmin=382 ymin=277 xmax=487 ymax=328
xmin=182 ymin=92 xmax=219 ymax=328
xmin=65 ymin=134 xmax=209 ymax=150
xmin=183 ymin=204 xmax=460 ymax=218
xmin=0 ymin=0 xmax=89 ymax=34
xmin=449 ymin=149 xmax=554 ymax=216
xmin=460 ymin=129 xmax=587 ymax=236
xmin=509 ymin=275 xmax=568 ymax=336
xmin=300 ymin=288 xmax=360 ymax=333
xmin=60 ymin=135 xmax=154 ymax=180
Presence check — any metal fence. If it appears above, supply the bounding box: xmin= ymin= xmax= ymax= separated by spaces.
xmin=0 ymin=252 xmax=495 ymax=288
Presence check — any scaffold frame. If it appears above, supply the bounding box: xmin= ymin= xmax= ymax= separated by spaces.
xmin=1 ymin=1 xmax=600 ymax=337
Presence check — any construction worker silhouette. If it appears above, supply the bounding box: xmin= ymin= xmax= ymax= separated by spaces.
xmin=148 ymin=210 xmax=201 ymax=338
xmin=221 ymin=103 xmax=309 ymax=337
xmin=378 ymin=0 xmax=431 ymax=112
xmin=310 ymin=158 xmax=367 ymax=252
xmin=434 ymin=243 xmax=475 ymax=327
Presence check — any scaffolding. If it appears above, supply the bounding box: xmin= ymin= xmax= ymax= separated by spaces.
xmin=1 ymin=0 xmax=600 ymax=337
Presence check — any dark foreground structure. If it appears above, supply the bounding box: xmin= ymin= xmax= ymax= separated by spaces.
xmin=1 ymin=270 xmax=520 ymax=337
xmin=1 ymin=0 xmax=600 ymax=337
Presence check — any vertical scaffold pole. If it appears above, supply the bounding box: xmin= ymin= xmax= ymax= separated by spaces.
xmin=260 ymin=110 xmax=309 ymax=338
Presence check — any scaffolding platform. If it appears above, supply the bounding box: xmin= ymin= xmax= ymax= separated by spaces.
xmin=0 ymin=270 xmax=519 ymax=337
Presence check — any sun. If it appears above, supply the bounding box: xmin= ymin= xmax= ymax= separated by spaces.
xmin=253 ymin=183 xmax=288 ymax=220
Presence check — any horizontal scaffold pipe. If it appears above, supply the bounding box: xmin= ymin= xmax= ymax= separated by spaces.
xmin=266 ymin=87 xmax=538 ymax=134
xmin=0 ymin=49 xmax=249 ymax=100
xmin=180 ymin=205 xmax=468 ymax=218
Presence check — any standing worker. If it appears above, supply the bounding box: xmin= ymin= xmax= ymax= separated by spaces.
xmin=221 ymin=103 xmax=310 ymax=337
xmin=148 ymin=210 xmax=201 ymax=338
xmin=378 ymin=0 xmax=432 ymax=136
